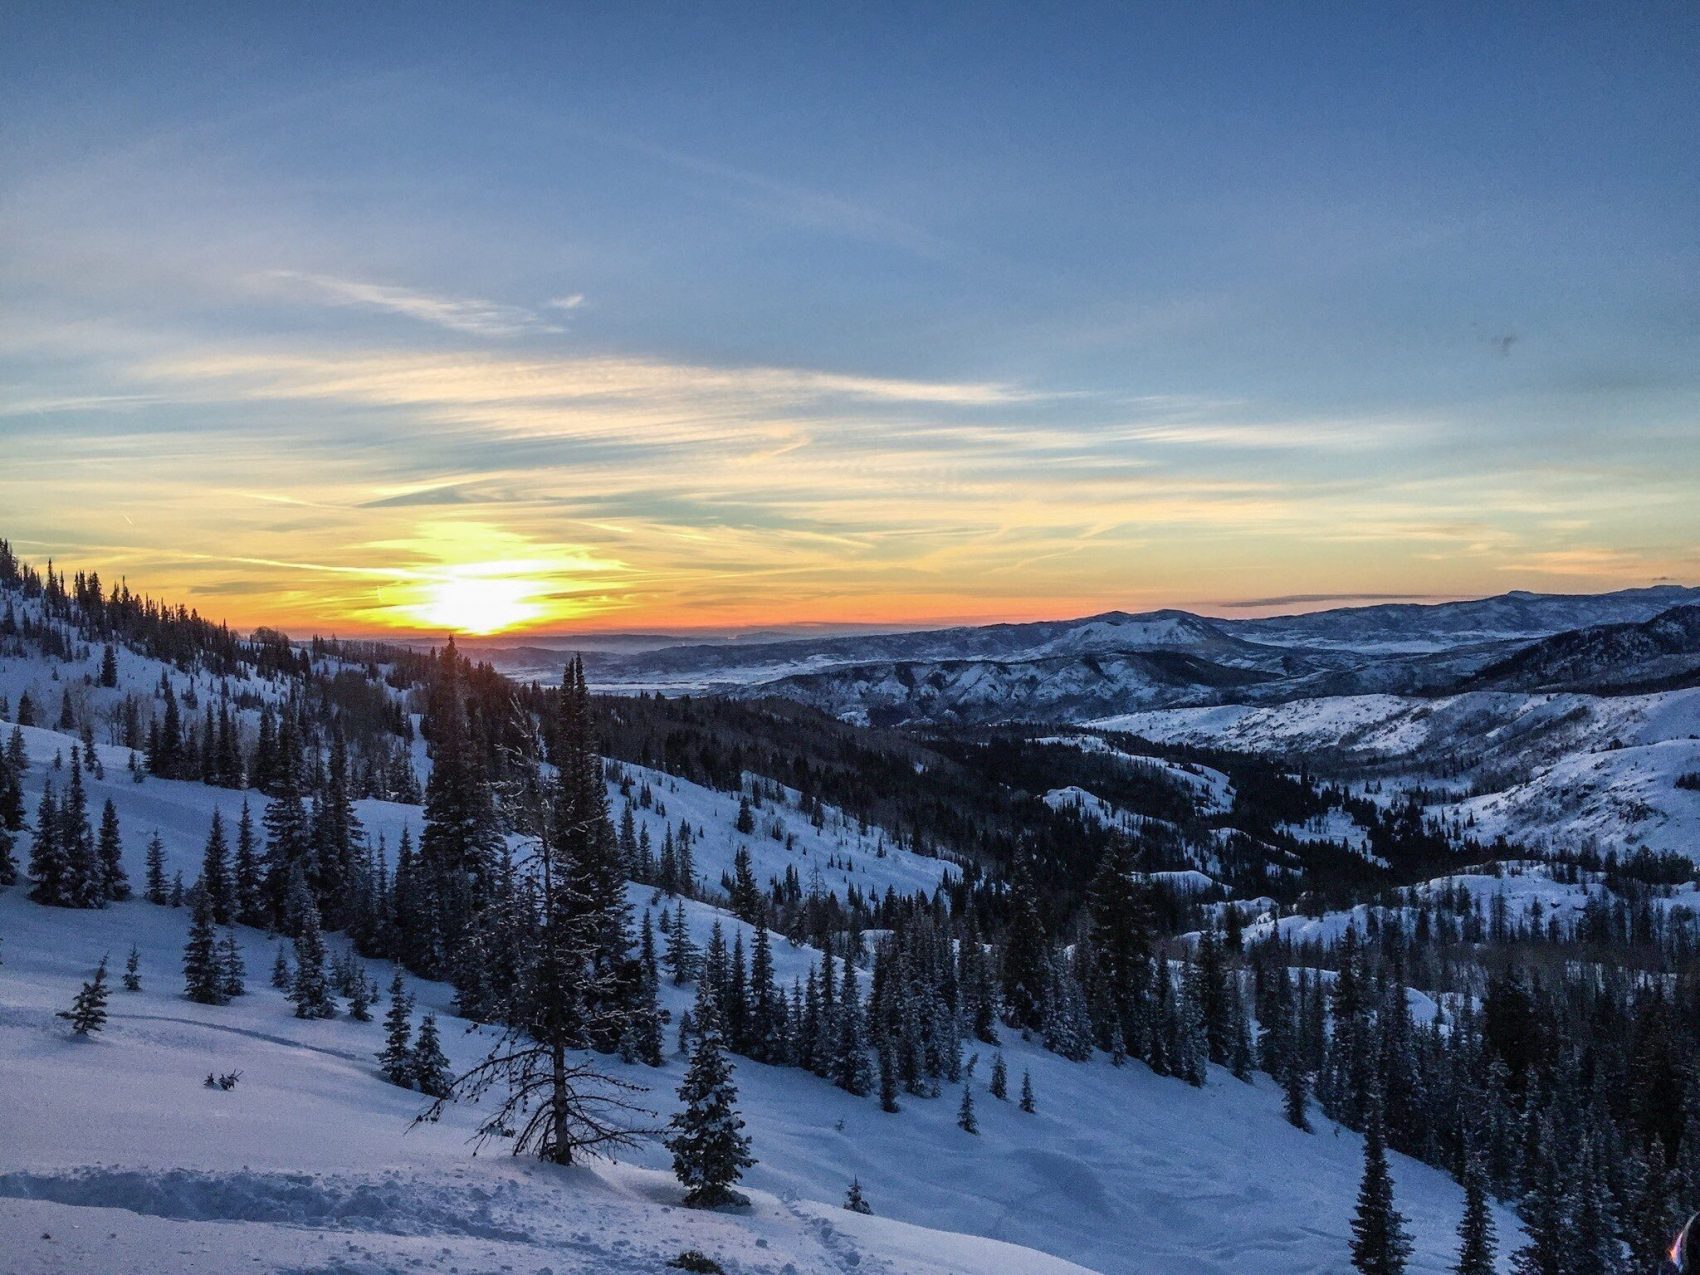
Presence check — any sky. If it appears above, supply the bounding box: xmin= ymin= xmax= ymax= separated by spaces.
xmin=2 ymin=3 xmax=1697 ymax=637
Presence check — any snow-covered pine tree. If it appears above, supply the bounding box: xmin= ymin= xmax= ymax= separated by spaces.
xmin=418 ymin=703 xmax=647 ymax=1166
xmin=347 ymin=968 xmax=373 ymax=1021
xmin=270 ymin=944 xmax=290 ymax=989
xmin=183 ymin=891 xmax=227 ymax=1005
xmin=667 ymin=996 xmax=754 ymax=1208
xmin=990 ymin=1050 xmax=1008 ymax=1100
xmin=378 ymin=972 xmax=414 ymax=1086
xmin=123 ymin=943 xmax=141 ymax=991
xmin=664 ymin=901 xmax=698 ymax=985
xmin=1350 ymin=1087 xmax=1412 ymax=1275
xmin=143 ymin=832 xmax=167 ymax=904
xmin=61 ymin=748 xmax=98 ymax=906
xmin=844 ymin=1178 xmax=872 ymax=1214
xmin=410 ymin=1013 xmax=452 ymax=1098
xmin=1454 ymin=1144 xmax=1495 ymax=1275
xmin=28 ymin=779 xmax=72 ymax=906
xmin=232 ymin=802 xmax=263 ymax=927
xmin=748 ymin=923 xmax=783 ymax=1063
xmin=832 ymin=960 xmax=871 ymax=1096
xmin=1000 ymin=855 xmax=1048 ymax=1031
xmin=1020 ymin=1068 xmax=1035 ymax=1113
xmin=956 ymin=1079 xmax=978 ymax=1133
xmin=59 ymin=954 xmax=112 ymax=1035
xmin=96 ymin=798 xmax=129 ymax=902
xmin=219 ymin=929 xmax=246 ymax=999
xmin=199 ymin=808 xmax=232 ymax=923
xmin=878 ymin=1041 xmax=900 ymax=1112
xmin=288 ymin=893 xmax=336 ymax=1019
xmin=623 ymin=911 xmax=665 ymax=1067
xmin=1284 ymin=1040 xmax=1312 ymax=1132
xmin=1511 ymin=1117 xmax=1564 ymax=1275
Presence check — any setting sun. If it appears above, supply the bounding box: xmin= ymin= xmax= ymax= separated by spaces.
xmin=413 ymin=575 xmax=544 ymax=634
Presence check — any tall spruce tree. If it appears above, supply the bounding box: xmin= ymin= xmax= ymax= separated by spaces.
xmin=232 ymin=802 xmax=263 ymax=926
xmin=379 ymin=972 xmax=415 ymax=1086
xmin=288 ymin=893 xmax=336 ymax=1019
xmin=410 ymin=1013 xmax=452 ymax=1098
xmin=667 ymin=996 xmax=754 ymax=1208
xmin=143 ymin=832 xmax=167 ymax=904
xmin=419 ymin=707 xmax=647 ymax=1165
xmin=28 ymin=780 xmax=71 ymax=906
xmin=1350 ymin=1088 xmax=1412 ymax=1275
xmin=183 ymin=891 xmax=226 ymax=1005
xmin=95 ymin=799 xmax=128 ymax=902
xmin=199 ymin=809 xmax=232 ymax=923
xmin=1454 ymin=1146 xmax=1495 ymax=1275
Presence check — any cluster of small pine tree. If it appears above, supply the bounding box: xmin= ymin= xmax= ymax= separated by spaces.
xmin=28 ymin=746 xmax=129 ymax=907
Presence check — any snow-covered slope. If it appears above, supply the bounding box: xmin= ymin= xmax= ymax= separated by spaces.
xmin=0 ymin=710 xmax=1505 ymax=1273
xmin=1096 ymin=688 xmax=1700 ymax=858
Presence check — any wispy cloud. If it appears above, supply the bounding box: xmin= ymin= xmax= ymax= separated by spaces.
xmin=1120 ymin=417 xmax=1439 ymax=451
xmin=261 ymin=271 xmax=564 ymax=339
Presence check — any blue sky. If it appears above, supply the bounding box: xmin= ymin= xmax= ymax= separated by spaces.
xmin=2 ymin=3 xmax=1696 ymax=632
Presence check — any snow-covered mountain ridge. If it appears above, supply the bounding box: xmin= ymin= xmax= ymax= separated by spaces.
xmin=544 ymin=586 xmax=1700 ymax=726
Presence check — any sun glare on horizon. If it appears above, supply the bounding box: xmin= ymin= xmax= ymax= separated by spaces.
xmin=413 ymin=575 xmax=545 ymax=635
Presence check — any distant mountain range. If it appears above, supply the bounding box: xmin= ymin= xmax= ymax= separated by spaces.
xmin=477 ymin=584 xmax=1700 ymax=725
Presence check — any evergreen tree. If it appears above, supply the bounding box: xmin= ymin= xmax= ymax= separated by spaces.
xmin=270 ymin=944 xmax=291 ymax=989
xmin=99 ymin=643 xmax=119 ymax=688
xmin=262 ymin=765 xmax=310 ymax=932
xmin=59 ymin=954 xmax=111 ymax=1035
xmin=1454 ymin=1146 xmax=1495 ymax=1275
xmin=410 ymin=1013 xmax=452 ymax=1098
xmin=878 ymin=1042 xmax=900 ymax=1113
xmin=990 ymin=1050 xmax=1009 ymax=1100
xmin=347 ymin=970 xmax=373 ymax=1022
xmin=96 ymin=799 xmax=129 ymax=902
xmin=199 ymin=809 xmax=232 ymax=923
xmin=1350 ymin=1089 xmax=1412 ymax=1275
xmin=232 ymin=802 xmax=263 ymax=926
xmin=1000 ymin=855 xmax=1049 ymax=1030
xmin=1020 ymin=1069 xmax=1036 ymax=1113
xmin=60 ymin=754 xmax=97 ymax=906
xmin=143 ymin=832 xmax=167 ymax=904
xmin=844 ymin=1178 xmax=872 ymax=1215
xmin=28 ymin=779 xmax=72 ymax=906
xmin=664 ymin=902 xmax=698 ymax=985
xmin=219 ymin=929 xmax=246 ymax=999
xmin=183 ymin=892 xmax=226 ymax=1005
xmin=419 ymin=706 xmax=647 ymax=1166
xmin=667 ymin=997 xmax=754 ymax=1208
xmin=0 ymin=816 xmax=14 ymax=891
xmin=122 ymin=943 xmax=141 ymax=991
xmin=729 ymin=847 xmax=762 ymax=923
xmin=956 ymin=1080 xmax=978 ymax=1133
xmin=832 ymin=960 xmax=871 ymax=1096
xmin=288 ymin=895 xmax=336 ymax=1019
xmin=379 ymin=972 xmax=414 ymax=1086
xmin=1284 ymin=1043 xmax=1313 ymax=1133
